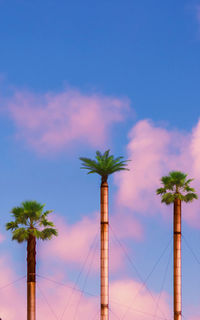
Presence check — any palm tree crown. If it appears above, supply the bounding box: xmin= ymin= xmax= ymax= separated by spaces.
xmin=156 ymin=171 xmax=198 ymax=205
xmin=80 ymin=150 xmax=129 ymax=182
xmin=6 ymin=200 xmax=58 ymax=242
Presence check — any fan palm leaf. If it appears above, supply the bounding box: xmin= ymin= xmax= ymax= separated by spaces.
xmin=6 ymin=201 xmax=58 ymax=242
xmin=80 ymin=149 xmax=129 ymax=182
xmin=156 ymin=171 xmax=198 ymax=204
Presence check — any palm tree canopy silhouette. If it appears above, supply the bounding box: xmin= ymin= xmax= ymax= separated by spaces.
xmin=156 ymin=171 xmax=198 ymax=205
xmin=80 ymin=149 xmax=129 ymax=183
xmin=6 ymin=200 xmax=58 ymax=242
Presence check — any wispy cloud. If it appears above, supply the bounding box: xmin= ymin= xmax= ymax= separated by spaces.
xmin=41 ymin=212 xmax=143 ymax=273
xmin=0 ymin=254 xmax=172 ymax=320
xmin=116 ymin=119 xmax=200 ymax=227
xmin=6 ymin=88 xmax=130 ymax=154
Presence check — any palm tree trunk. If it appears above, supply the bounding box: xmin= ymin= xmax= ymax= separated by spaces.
xmin=27 ymin=234 xmax=36 ymax=320
xmin=100 ymin=180 xmax=109 ymax=320
xmin=173 ymin=199 xmax=182 ymax=320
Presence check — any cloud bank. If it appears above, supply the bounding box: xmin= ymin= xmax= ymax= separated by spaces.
xmin=6 ymin=89 xmax=130 ymax=153
xmin=0 ymin=254 xmax=172 ymax=320
xmin=116 ymin=119 xmax=200 ymax=227
xmin=41 ymin=212 xmax=143 ymax=273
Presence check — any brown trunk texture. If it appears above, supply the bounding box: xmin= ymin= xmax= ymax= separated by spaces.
xmin=27 ymin=234 xmax=36 ymax=320
xmin=100 ymin=180 xmax=109 ymax=320
xmin=173 ymin=199 xmax=182 ymax=320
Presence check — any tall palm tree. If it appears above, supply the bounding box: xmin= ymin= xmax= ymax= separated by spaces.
xmin=80 ymin=150 xmax=129 ymax=320
xmin=156 ymin=171 xmax=198 ymax=320
xmin=6 ymin=200 xmax=58 ymax=320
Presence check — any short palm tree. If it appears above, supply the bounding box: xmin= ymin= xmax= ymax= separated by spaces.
xmin=6 ymin=200 xmax=58 ymax=320
xmin=156 ymin=171 xmax=198 ymax=320
xmin=80 ymin=150 xmax=129 ymax=320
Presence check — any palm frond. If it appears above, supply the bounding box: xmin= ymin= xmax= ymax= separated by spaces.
xmin=80 ymin=150 xmax=129 ymax=181
xmin=39 ymin=218 xmax=54 ymax=227
xmin=161 ymin=192 xmax=175 ymax=205
xmin=6 ymin=201 xmax=58 ymax=243
xmin=157 ymin=171 xmax=198 ymax=206
xmin=40 ymin=228 xmax=58 ymax=240
xmin=11 ymin=207 xmax=28 ymax=225
xmin=6 ymin=221 xmax=19 ymax=231
xmin=183 ymin=185 xmax=195 ymax=193
xmin=156 ymin=187 xmax=167 ymax=195
xmin=12 ymin=228 xmax=29 ymax=243
xmin=183 ymin=193 xmax=198 ymax=203
xmin=42 ymin=210 xmax=54 ymax=217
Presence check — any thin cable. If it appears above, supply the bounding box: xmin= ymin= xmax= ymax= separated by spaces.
xmin=109 ymin=307 xmax=121 ymax=320
xmin=37 ymin=282 xmax=59 ymax=320
xmin=37 ymin=274 xmax=96 ymax=297
xmin=181 ymin=237 xmax=200 ymax=320
xmin=153 ymin=246 xmax=172 ymax=320
xmin=119 ymin=237 xmax=172 ymax=320
xmin=182 ymin=235 xmax=200 ymax=265
xmin=141 ymin=237 xmax=172 ymax=285
xmin=110 ymin=299 xmax=172 ymax=320
xmin=73 ymin=235 xmax=99 ymax=320
xmin=60 ymin=231 xmax=99 ymax=320
xmin=110 ymin=224 xmax=170 ymax=320
xmin=37 ymin=273 xmax=171 ymax=320
xmin=0 ymin=275 xmax=26 ymax=291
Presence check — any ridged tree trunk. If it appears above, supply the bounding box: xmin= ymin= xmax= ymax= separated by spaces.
xmin=100 ymin=180 xmax=109 ymax=320
xmin=27 ymin=234 xmax=36 ymax=320
xmin=173 ymin=198 xmax=182 ymax=320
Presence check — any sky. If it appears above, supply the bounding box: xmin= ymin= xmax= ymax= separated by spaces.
xmin=1 ymin=0 xmax=200 ymax=319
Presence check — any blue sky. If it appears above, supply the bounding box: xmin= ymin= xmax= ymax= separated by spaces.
xmin=0 ymin=0 xmax=200 ymax=130
xmin=1 ymin=1 xmax=200 ymax=319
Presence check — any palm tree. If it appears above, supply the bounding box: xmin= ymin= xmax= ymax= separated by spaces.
xmin=156 ymin=171 xmax=198 ymax=320
xmin=6 ymin=200 xmax=58 ymax=320
xmin=80 ymin=150 xmax=129 ymax=320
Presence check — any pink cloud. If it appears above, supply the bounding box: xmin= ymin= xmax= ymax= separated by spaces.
xmin=110 ymin=279 xmax=171 ymax=320
xmin=190 ymin=120 xmax=200 ymax=178
xmin=37 ymin=277 xmax=172 ymax=320
xmin=40 ymin=212 xmax=143 ymax=273
xmin=0 ymin=257 xmax=26 ymax=319
xmin=36 ymin=276 xmax=99 ymax=320
xmin=0 ymin=253 xmax=173 ymax=320
xmin=7 ymin=89 xmax=130 ymax=153
xmin=41 ymin=214 xmax=99 ymax=266
xmin=0 ymin=254 xmax=99 ymax=320
xmin=110 ymin=211 xmax=143 ymax=241
xmin=1 ymin=252 xmax=200 ymax=320
xmin=116 ymin=120 xmax=171 ymax=213
xmin=116 ymin=119 xmax=200 ymax=227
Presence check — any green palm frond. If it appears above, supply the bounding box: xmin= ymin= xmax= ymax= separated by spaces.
xmin=183 ymin=185 xmax=195 ymax=193
xmin=6 ymin=200 xmax=58 ymax=243
xmin=156 ymin=187 xmax=167 ymax=195
xmin=22 ymin=200 xmax=45 ymax=221
xmin=42 ymin=210 xmax=54 ymax=217
xmin=40 ymin=228 xmax=58 ymax=240
xmin=156 ymin=171 xmax=198 ymax=205
xmin=6 ymin=221 xmax=19 ymax=230
xmin=183 ymin=192 xmax=198 ymax=203
xmin=12 ymin=228 xmax=29 ymax=243
xmin=161 ymin=192 xmax=175 ymax=205
xmin=80 ymin=150 xmax=129 ymax=182
xmin=39 ymin=218 xmax=54 ymax=227
xmin=11 ymin=207 xmax=28 ymax=225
